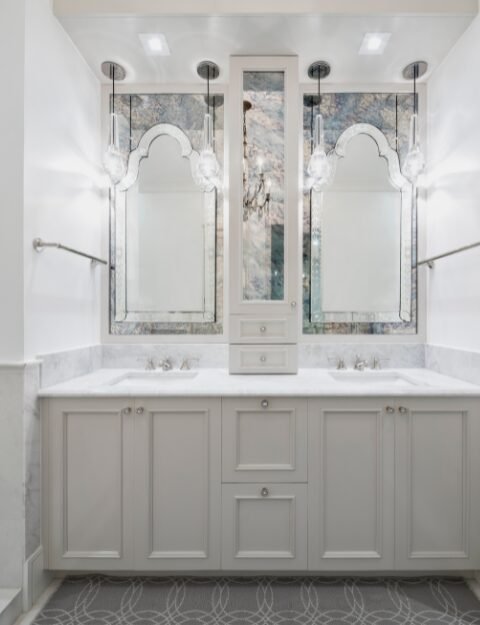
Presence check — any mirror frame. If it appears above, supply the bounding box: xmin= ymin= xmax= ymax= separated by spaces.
xmin=310 ymin=123 xmax=413 ymax=324
xmin=113 ymin=123 xmax=216 ymax=324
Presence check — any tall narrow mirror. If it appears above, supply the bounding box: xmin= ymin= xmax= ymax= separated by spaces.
xmin=242 ymin=71 xmax=285 ymax=301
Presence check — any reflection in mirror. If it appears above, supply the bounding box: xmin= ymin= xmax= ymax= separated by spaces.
xmin=242 ymin=71 xmax=285 ymax=301
xmin=114 ymin=123 xmax=216 ymax=324
xmin=311 ymin=124 xmax=412 ymax=324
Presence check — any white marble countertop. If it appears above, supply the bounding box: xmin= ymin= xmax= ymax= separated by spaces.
xmin=38 ymin=367 xmax=480 ymax=398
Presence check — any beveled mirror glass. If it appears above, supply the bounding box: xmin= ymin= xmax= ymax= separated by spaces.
xmin=114 ymin=123 xmax=216 ymax=324
xmin=310 ymin=124 xmax=412 ymax=324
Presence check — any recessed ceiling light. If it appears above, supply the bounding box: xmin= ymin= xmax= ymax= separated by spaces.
xmin=359 ymin=32 xmax=391 ymax=55
xmin=138 ymin=33 xmax=170 ymax=57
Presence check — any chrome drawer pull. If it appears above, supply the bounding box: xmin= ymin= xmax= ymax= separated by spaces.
xmin=123 ymin=407 xmax=132 ymax=415
xmin=260 ymin=325 xmax=267 ymax=333
xmin=385 ymin=406 xmax=395 ymax=414
xmin=261 ymin=399 xmax=269 ymax=409
xmin=261 ymin=487 xmax=269 ymax=497
xmin=260 ymin=354 xmax=267 ymax=363
xmin=136 ymin=407 xmax=144 ymax=415
xmin=398 ymin=406 xmax=408 ymax=414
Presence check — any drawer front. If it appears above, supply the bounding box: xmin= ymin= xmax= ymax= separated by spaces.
xmin=230 ymin=315 xmax=297 ymax=344
xmin=229 ymin=344 xmax=298 ymax=374
xmin=222 ymin=483 xmax=308 ymax=570
xmin=222 ymin=398 xmax=307 ymax=482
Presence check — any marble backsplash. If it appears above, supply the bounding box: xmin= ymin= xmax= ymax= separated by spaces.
xmin=426 ymin=344 xmax=480 ymax=386
xmin=35 ymin=343 xmax=480 ymax=384
xmin=35 ymin=343 xmax=430 ymax=382
xmin=39 ymin=345 xmax=102 ymax=388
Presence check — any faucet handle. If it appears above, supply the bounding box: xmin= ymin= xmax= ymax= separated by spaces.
xmin=327 ymin=356 xmax=346 ymax=370
xmin=180 ymin=357 xmax=200 ymax=371
xmin=371 ymin=356 xmax=390 ymax=370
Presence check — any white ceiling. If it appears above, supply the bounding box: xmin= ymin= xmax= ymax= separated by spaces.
xmin=58 ymin=13 xmax=475 ymax=85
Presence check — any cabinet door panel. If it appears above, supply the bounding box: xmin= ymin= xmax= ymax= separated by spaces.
xmin=395 ymin=399 xmax=480 ymax=570
xmin=134 ymin=398 xmax=221 ymax=570
xmin=308 ymin=399 xmax=395 ymax=570
xmin=223 ymin=398 xmax=307 ymax=482
xmin=45 ymin=398 xmax=134 ymax=570
xmin=222 ymin=484 xmax=307 ymax=570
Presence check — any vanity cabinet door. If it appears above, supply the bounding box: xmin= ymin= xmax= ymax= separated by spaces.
xmin=222 ymin=397 xmax=307 ymax=482
xmin=133 ymin=398 xmax=221 ymax=570
xmin=395 ymin=398 xmax=480 ymax=570
xmin=222 ymin=483 xmax=307 ymax=570
xmin=44 ymin=398 xmax=135 ymax=570
xmin=308 ymin=398 xmax=395 ymax=571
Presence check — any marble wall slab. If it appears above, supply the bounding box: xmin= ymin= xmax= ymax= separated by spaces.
xmin=39 ymin=345 xmax=102 ymax=388
xmin=426 ymin=344 xmax=480 ymax=386
xmin=24 ymin=362 xmax=41 ymax=560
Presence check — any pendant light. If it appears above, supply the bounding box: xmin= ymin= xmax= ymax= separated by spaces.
xmin=307 ymin=61 xmax=331 ymax=191
xmin=402 ymin=61 xmax=428 ymax=183
xmin=196 ymin=60 xmax=221 ymax=192
xmin=101 ymin=61 xmax=127 ymax=186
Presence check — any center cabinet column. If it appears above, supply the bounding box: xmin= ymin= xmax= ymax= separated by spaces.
xmin=229 ymin=56 xmax=300 ymax=374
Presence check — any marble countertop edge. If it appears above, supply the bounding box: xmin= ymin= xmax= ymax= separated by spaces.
xmin=38 ymin=368 xmax=480 ymax=398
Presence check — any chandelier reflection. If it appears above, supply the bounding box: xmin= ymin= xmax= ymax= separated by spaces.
xmin=242 ymin=100 xmax=272 ymax=221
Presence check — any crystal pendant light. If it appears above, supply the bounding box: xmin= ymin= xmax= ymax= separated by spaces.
xmin=307 ymin=61 xmax=331 ymax=191
xmin=196 ymin=61 xmax=221 ymax=192
xmin=101 ymin=61 xmax=127 ymax=186
xmin=402 ymin=61 xmax=428 ymax=184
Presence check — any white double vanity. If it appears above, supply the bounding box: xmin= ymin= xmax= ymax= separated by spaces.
xmin=40 ymin=368 xmax=480 ymax=574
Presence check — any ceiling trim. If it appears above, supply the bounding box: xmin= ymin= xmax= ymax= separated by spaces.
xmin=53 ymin=0 xmax=478 ymax=17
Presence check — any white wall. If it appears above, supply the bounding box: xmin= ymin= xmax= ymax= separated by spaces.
xmin=426 ymin=14 xmax=480 ymax=351
xmin=24 ymin=0 xmax=105 ymax=359
xmin=0 ymin=0 xmax=25 ymax=362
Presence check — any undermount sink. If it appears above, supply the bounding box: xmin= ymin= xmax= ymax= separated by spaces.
xmin=110 ymin=370 xmax=198 ymax=386
xmin=328 ymin=370 xmax=421 ymax=387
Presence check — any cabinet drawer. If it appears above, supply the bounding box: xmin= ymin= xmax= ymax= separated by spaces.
xmin=222 ymin=398 xmax=307 ymax=482
xmin=230 ymin=315 xmax=296 ymax=344
xmin=222 ymin=483 xmax=307 ymax=570
xmin=229 ymin=344 xmax=298 ymax=374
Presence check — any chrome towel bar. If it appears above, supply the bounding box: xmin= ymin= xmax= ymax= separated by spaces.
xmin=417 ymin=240 xmax=480 ymax=269
xmin=32 ymin=238 xmax=108 ymax=266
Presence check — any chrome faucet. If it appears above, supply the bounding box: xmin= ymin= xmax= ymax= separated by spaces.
xmin=158 ymin=358 xmax=173 ymax=371
xmin=354 ymin=355 xmax=369 ymax=371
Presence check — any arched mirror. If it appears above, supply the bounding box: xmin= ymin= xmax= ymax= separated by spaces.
xmin=113 ymin=123 xmax=216 ymax=324
xmin=310 ymin=123 xmax=413 ymax=324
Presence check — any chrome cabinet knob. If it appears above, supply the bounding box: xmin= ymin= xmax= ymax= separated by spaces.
xmin=398 ymin=406 xmax=408 ymax=414
xmin=385 ymin=406 xmax=395 ymax=414
xmin=260 ymin=325 xmax=267 ymax=333
xmin=261 ymin=399 xmax=269 ymax=409
xmin=260 ymin=355 xmax=267 ymax=363
xmin=136 ymin=407 xmax=144 ymax=415
xmin=261 ymin=487 xmax=269 ymax=497
xmin=291 ymin=301 xmax=297 ymax=308
xmin=123 ymin=407 xmax=132 ymax=415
